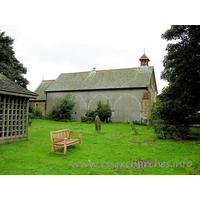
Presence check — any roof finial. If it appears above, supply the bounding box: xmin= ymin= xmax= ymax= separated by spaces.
xmin=144 ymin=48 xmax=145 ymax=55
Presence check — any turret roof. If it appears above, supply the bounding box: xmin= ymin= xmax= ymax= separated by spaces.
xmin=139 ymin=54 xmax=150 ymax=61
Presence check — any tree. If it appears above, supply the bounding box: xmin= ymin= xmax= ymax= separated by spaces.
xmin=0 ymin=31 xmax=29 ymax=88
xmin=47 ymin=94 xmax=75 ymax=121
xmin=150 ymin=26 xmax=200 ymax=139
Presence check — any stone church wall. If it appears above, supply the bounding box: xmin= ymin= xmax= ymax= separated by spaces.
xmin=46 ymin=88 xmax=148 ymax=122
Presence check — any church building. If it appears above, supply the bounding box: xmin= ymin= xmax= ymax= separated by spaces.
xmin=30 ymin=80 xmax=54 ymax=114
xmin=44 ymin=54 xmax=157 ymax=123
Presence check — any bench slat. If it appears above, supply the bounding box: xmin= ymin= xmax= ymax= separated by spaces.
xmin=54 ymin=139 xmax=79 ymax=146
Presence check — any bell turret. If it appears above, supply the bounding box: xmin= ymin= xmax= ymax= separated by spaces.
xmin=139 ymin=53 xmax=150 ymax=66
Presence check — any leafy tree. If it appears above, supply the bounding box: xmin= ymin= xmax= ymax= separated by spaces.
xmin=150 ymin=25 xmax=200 ymax=139
xmin=47 ymin=94 xmax=75 ymax=121
xmin=0 ymin=31 xmax=28 ymax=88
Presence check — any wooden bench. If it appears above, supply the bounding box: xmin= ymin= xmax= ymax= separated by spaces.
xmin=50 ymin=129 xmax=82 ymax=154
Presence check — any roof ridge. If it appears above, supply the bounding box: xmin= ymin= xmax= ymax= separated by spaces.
xmin=97 ymin=67 xmax=139 ymax=71
xmin=43 ymin=80 xmax=55 ymax=82
xmin=60 ymin=66 xmax=154 ymax=75
xmin=60 ymin=71 xmax=91 ymax=75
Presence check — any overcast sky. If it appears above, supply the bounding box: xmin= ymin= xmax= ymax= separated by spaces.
xmin=1 ymin=1 xmax=198 ymax=94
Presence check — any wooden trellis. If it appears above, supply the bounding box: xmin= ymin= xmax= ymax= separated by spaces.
xmin=0 ymin=94 xmax=29 ymax=143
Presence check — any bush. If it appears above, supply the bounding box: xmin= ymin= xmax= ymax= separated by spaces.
xmin=96 ymin=100 xmax=112 ymax=122
xmin=33 ymin=106 xmax=43 ymax=118
xmin=47 ymin=93 xmax=75 ymax=121
xmin=81 ymin=110 xmax=97 ymax=123
xmin=81 ymin=100 xmax=112 ymax=123
xmin=81 ymin=115 xmax=87 ymax=122
xmin=148 ymin=100 xmax=170 ymax=139
xmin=85 ymin=110 xmax=97 ymax=122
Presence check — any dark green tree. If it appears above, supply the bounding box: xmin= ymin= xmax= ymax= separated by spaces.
xmin=47 ymin=94 xmax=75 ymax=121
xmin=0 ymin=31 xmax=29 ymax=88
xmin=150 ymin=25 xmax=200 ymax=139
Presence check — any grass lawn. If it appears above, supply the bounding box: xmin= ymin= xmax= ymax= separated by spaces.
xmin=0 ymin=119 xmax=199 ymax=175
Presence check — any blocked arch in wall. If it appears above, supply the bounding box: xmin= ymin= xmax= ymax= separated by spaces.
xmin=88 ymin=93 xmax=112 ymax=111
xmin=113 ymin=93 xmax=141 ymax=122
xmin=72 ymin=94 xmax=87 ymax=120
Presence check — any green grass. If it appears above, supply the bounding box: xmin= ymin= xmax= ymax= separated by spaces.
xmin=0 ymin=119 xmax=199 ymax=175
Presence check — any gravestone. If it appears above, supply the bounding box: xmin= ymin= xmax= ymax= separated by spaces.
xmin=95 ymin=115 xmax=101 ymax=131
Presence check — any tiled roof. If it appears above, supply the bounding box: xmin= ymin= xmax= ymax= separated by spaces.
xmin=0 ymin=73 xmax=38 ymax=98
xmin=139 ymin=54 xmax=150 ymax=61
xmin=31 ymin=80 xmax=54 ymax=100
xmin=46 ymin=67 xmax=154 ymax=92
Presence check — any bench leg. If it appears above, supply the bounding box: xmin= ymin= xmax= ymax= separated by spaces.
xmin=52 ymin=145 xmax=55 ymax=153
xmin=79 ymin=139 xmax=82 ymax=147
xmin=64 ymin=144 xmax=67 ymax=154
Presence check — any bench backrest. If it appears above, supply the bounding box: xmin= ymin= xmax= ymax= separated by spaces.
xmin=50 ymin=129 xmax=71 ymax=142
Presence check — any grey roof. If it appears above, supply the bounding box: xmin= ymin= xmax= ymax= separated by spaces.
xmin=0 ymin=73 xmax=38 ymax=98
xmin=31 ymin=80 xmax=54 ymax=100
xmin=46 ymin=66 xmax=154 ymax=92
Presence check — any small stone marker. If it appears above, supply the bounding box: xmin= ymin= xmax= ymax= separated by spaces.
xmin=130 ymin=121 xmax=135 ymax=130
xmin=95 ymin=115 xmax=101 ymax=131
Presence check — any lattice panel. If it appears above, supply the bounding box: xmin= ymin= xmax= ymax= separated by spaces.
xmin=0 ymin=94 xmax=29 ymax=142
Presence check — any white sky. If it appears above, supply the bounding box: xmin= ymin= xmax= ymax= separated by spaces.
xmin=0 ymin=0 xmax=198 ymax=94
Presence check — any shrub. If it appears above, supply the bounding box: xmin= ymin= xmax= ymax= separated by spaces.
xmin=81 ymin=110 xmax=97 ymax=123
xmin=33 ymin=106 xmax=43 ymax=118
xmin=148 ymin=100 xmax=168 ymax=139
xmin=47 ymin=93 xmax=75 ymax=121
xmin=85 ymin=110 xmax=97 ymax=122
xmin=96 ymin=100 xmax=112 ymax=122
xmin=81 ymin=100 xmax=112 ymax=123
xmin=81 ymin=115 xmax=87 ymax=122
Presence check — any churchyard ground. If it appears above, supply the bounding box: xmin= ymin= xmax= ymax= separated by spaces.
xmin=0 ymin=119 xmax=199 ymax=175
